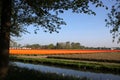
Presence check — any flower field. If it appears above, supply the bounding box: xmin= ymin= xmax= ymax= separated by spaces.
xmin=10 ymin=49 xmax=120 ymax=55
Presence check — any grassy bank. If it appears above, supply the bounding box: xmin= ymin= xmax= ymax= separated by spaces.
xmin=6 ymin=65 xmax=88 ymax=80
xmin=10 ymin=56 xmax=120 ymax=74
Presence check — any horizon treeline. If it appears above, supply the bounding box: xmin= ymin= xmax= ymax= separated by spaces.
xmin=10 ymin=41 xmax=119 ymax=50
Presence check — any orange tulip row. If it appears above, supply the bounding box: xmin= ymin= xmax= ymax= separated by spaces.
xmin=10 ymin=49 xmax=120 ymax=55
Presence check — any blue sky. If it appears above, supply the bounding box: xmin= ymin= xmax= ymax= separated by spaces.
xmin=14 ymin=0 xmax=119 ymax=47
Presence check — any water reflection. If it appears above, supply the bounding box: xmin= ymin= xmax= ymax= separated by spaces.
xmin=12 ymin=62 xmax=120 ymax=80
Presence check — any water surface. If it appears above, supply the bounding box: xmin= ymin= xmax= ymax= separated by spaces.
xmin=12 ymin=62 xmax=120 ymax=80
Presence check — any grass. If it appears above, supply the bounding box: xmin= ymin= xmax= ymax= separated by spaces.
xmin=10 ymin=56 xmax=120 ymax=74
xmin=6 ymin=65 xmax=89 ymax=80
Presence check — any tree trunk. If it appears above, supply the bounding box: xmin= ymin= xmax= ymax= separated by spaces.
xmin=0 ymin=0 xmax=11 ymax=79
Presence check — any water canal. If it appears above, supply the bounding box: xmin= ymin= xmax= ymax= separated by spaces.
xmin=12 ymin=62 xmax=120 ymax=80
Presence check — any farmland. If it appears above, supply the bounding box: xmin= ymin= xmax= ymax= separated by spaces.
xmin=10 ymin=49 xmax=120 ymax=62
xmin=10 ymin=49 xmax=120 ymax=55
xmin=10 ymin=49 xmax=120 ymax=63
xmin=10 ymin=53 xmax=120 ymax=74
xmin=10 ymin=49 xmax=120 ymax=74
xmin=47 ymin=52 xmax=120 ymax=63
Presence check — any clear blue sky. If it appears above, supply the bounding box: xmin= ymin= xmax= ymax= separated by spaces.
xmin=14 ymin=0 xmax=119 ymax=47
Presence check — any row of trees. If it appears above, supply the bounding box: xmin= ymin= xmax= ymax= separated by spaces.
xmin=12 ymin=42 xmax=119 ymax=50
xmin=24 ymin=43 xmax=120 ymax=50
xmin=23 ymin=42 xmax=85 ymax=49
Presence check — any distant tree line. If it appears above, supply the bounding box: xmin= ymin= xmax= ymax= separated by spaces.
xmin=24 ymin=42 xmax=85 ymax=49
xmin=10 ymin=41 xmax=120 ymax=50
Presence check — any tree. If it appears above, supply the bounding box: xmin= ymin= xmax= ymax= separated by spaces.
xmin=0 ymin=0 xmax=11 ymax=79
xmin=71 ymin=42 xmax=80 ymax=49
xmin=48 ymin=44 xmax=55 ymax=49
xmin=25 ymin=44 xmax=41 ymax=49
xmin=105 ymin=0 xmax=120 ymax=43
xmin=0 ymin=0 xmax=119 ymax=79
xmin=65 ymin=41 xmax=71 ymax=49
xmin=56 ymin=42 xmax=65 ymax=49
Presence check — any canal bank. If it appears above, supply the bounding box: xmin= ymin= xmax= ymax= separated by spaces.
xmin=8 ymin=62 xmax=120 ymax=80
xmin=10 ymin=56 xmax=120 ymax=74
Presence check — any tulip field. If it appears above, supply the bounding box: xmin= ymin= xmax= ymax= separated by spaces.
xmin=10 ymin=49 xmax=120 ymax=55
xmin=10 ymin=49 xmax=120 ymax=74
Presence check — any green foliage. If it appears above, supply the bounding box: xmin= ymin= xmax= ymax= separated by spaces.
xmin=55 ymin=42 xmax=83 ymax=49
xmin=105 ymin=0 xmax=120 ymax=43
xmin=48 ymin=44 xmax=55 ymax=49
xmin=5 ymin=0 xmax=107 ymax=36
xmin=25 ymin=44 xmax=41 ymax=49
xmin=65 ymin=41 xmax=71 ymax=49
xmin=1 ymin=0 xmax=119 ymax=41
xmin=71 ymin=42 xmax=81 ymax=49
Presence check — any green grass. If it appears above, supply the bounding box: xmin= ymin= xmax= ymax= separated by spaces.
xmin=6 ymin=65 xmax=89 ymax=80
xmin=10 ymin=56 xmax=120 ymax=74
